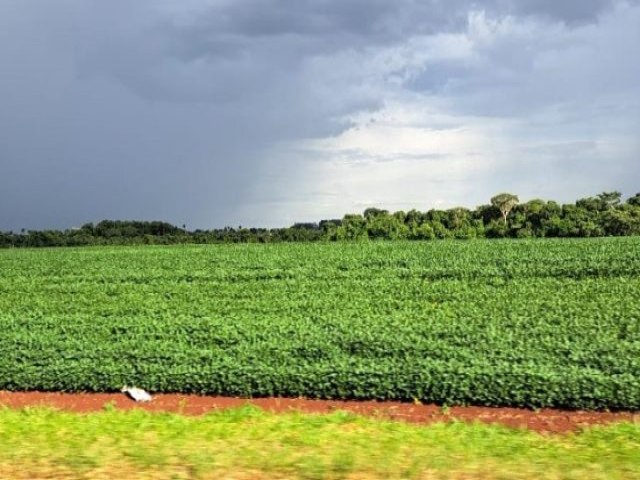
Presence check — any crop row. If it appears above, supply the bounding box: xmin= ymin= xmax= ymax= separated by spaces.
xmin=0 ymin=238 xmax=639 ymax=409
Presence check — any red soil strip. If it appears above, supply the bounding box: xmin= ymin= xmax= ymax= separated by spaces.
xmin=0 ymin=391 xmax=637 ymax=434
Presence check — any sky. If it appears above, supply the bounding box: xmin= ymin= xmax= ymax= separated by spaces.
xmin=1 ymin=0 xmax=639 ymax=231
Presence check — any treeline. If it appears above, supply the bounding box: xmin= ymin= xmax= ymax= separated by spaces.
xmin=1 ymin=191 xmax=640 ymax=248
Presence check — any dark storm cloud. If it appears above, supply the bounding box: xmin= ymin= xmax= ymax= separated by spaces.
xmin=0 ymin=0 xmax=638 ymax=230
xmin=70 ymin=0 xmax=622 ymax=106
xmin=69 ymin=0 xmax=468 ymax=105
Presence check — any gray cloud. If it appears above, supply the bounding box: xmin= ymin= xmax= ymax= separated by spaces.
xmin=495 ymin=0 xmax=622 ymax=23
xmin=0 ymin=0 xmax=638 ymax=230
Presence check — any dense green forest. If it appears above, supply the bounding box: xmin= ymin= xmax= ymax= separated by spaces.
xmin=1 ymin=191 xmax=639 ymax=247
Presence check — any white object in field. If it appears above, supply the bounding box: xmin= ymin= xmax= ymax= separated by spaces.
xmin=121 ymin=386 xmax=153 ymax=402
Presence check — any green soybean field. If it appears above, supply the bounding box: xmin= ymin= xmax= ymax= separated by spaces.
xmin=1 ymin=238 xmax=639 ymax=409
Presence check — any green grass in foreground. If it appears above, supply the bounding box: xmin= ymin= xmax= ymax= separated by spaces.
xmin=0 ymin=407 xmax=638 ymax=479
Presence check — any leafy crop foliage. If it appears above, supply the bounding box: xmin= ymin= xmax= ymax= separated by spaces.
xmin=0 ymin=238 xmax=639 ymax=409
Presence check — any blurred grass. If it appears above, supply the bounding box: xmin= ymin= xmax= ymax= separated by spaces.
xmin=0 ymin=405 xmax=638 ymax=479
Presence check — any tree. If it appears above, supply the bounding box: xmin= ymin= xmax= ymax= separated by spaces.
xmin=319 ymin=219 xmax=341 ymax=241
xmin=363 ymin=208 xmax=389 ymax=220
xmin=336 ymin=214 xmax=368 ymax=241
xmin=446 ymin=207 xmax=471 ymax=231
xmin=601 ymin=209 xmax=640 ymax=236
xmin=474 ymin=204 xmax=501 ymax=225
xmin=597 ymin=191 xmax=622 ymax=210
xmin=366 ymin=212 xmax=408 ymax=240
xmin=626 ymin=193 xmax=640 ymax=207
xmin=410 ymin=223 xmax=435 ymax=240
xmin=490 ymin=193 xmax=519 ymax=224
xmin=485 ymin=219 xmax=508 ymax=238
xmin=576 ymin=196 xmax=603 ymax=212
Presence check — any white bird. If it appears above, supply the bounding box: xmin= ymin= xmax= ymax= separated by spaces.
xmin=121 ymin=386 xmax=153 ymax=402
